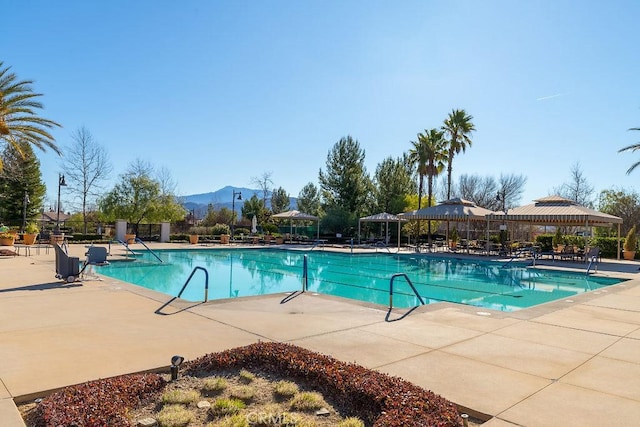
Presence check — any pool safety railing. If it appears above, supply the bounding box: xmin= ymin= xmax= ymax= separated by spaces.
xmin=302 ymin=254 xmax=308 ymax=291
xmin=109 ymin=238 xmax=164 ymax=263
xmin=134 ymin=237 xmax=164 ymax=263
xmin=389 ymin=273 xmax=425 ymax=310
xmin=177 ymin=266 xmax=210 ymax=302
xmin=586 ymin=255 xmax=598 ymax=275
xmin=109 ymin=239 xmax=138 ymax=258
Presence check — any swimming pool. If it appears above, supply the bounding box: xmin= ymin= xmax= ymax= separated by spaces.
xmin=96 ymin=248 xmax=624 ymax=312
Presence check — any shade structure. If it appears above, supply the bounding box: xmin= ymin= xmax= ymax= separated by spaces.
xmin=486 ymin=195 xmax=622 ymax=225
xmin=271 ymin=210 xmax=320 ymax=240
xmin=399 ymin=198 xmax=495 ymax=221
xmin=358 ymin=212 xmax=406 ymax=250
xmin=399 ymin=198 xmax=496 ymax=252
xmin=486 ymin=195 xmax=623 ymax=259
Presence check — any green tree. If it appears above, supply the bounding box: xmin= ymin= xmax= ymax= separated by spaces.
xmin=297 ymin=182 xmax=321 ymax=216
xmin=99 ymin=167 xmax=185 ymax=233
xmin=0 ymin=140 xmax=46 ymax=225
xmin=442 ymin=109 xmax=475 ymax=200
xmin=373 ymin=155 xmax=414 ymax=214
xmin=318 ymin=136 xmax=370 ymax=234
xmin=270 ymin=186 xmax=290 ymax=214
xmin=0 ymin=62 xmax=61 ymax=170
xmin=598 ymin=187 xmax=640 ymax=236
xmin=61 ymin=126 xmax=113 ymax=233
xmin=241 ymin=194 xmax=269 ymax=225
xmin=618 ymin=126 xmax=640 ymax=174
xmin=408 ymin=128 xmax=447 ymax=244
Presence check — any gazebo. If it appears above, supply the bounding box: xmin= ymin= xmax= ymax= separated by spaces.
xmin=358 ymin=212 xmax=406 ymax=250
xmin=399 ymin=198 xmax=495 ymax=252
xmin=271 ymin=210 xmax=320 ymax=241
xmin=486 ymin=195 xmax=623 ymax=259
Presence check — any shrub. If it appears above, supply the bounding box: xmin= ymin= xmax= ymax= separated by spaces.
xmin=230 ymin=385 xmax=256 ymax=401
xmin=157 ymin=404 xmax=194 ymax=427
xmin=185 ymin=342 xmax=463 ymax=427
xmin=338 ymin=417 xmax=366 ymax=427
xmin=34 ymin=373 xmax=165 ymax=426
xmin=238 ymin=369 xmax=256 ymax=383
xmin=210 ymin=398 xmax=246 ymax=416
xmin=273 ymin=380 xmax=299 ymax=398
xmin=289 ymin=391 xmax=325 ymax=411
xmin=161 ymin=389 xmax=200 ymax=405
xmin=624 ymin=225 xmax=637 ymax=252
xmin=211 ymin=223 xmax=231 ymax=235
xmin=202 ymin=377 xmax=228 ymax=393
xmin=235 ymin=227 xmax=250 ymax=235
xmin=262 ymin=223 xmax=279 ymax=234
xmin=209 ymin=413 xmax=250 ymax=427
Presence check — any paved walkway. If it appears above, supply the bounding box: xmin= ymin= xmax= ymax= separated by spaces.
xmin=1 ymin=243 xmax=639 ymax=426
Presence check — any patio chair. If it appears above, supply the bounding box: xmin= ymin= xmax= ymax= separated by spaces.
xmin=556 ymin=245 xmax=577 ymax=261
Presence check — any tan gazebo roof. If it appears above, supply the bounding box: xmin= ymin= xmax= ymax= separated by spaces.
xmin=399 ymin=198 xmax=495 ymax=221
xmin=487 ymin=195 xmax=623 ymax=225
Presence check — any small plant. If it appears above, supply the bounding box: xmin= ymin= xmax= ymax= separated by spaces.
xmin=273 ymin=380 xmax=298 ymax=398
xmin=230 ymin=385 xmax=255 ymax=401
xmin=449 ymin=227 xmax=459 ymax=243
xmin=161 ymin=389 xmax=200 ymax=405
xmin=553 ymin=227 xmax=564 ymax=248
xmin=208 ymin=413 xmax=250 ymax=427
xmin=211 ymin=223 xmax=231 ymax=236
xmin=624 ymin=225 xmax=637 ymax=252
xmin=202 ymin=377 xmax=228 ymax=394
xmin=156 ymin=404 xmax=194 ymax=427
xmin=338 ymin=417 xmax=365 ymax=427
xmin=289 ymin=391 xmax=325 ymax=411
xmin=238 ymin=369 xmax=256 ymax=383
xmin=25 ymin=222 xmax=39 ymax=234
xmin=210 ymin=398 xmax=246 ymax=416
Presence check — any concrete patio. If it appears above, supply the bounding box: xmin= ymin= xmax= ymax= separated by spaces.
xmin=1 ymin=242 xmax=639 ymax=426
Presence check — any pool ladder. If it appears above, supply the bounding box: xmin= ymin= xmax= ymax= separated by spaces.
xmin=389 ymin=273 xmax=425 ymax=310
xmin=177 ymin=266 xmax=210 ymax=302
xmin=109 ymin=238 xmax=164 ymax=263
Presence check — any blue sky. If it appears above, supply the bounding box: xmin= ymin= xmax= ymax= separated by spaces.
xmin=5 ymin=0 xmax=640 ymax=210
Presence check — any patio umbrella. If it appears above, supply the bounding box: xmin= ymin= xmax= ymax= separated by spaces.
xmin=251 ymin=215 xmax=257 ymax=234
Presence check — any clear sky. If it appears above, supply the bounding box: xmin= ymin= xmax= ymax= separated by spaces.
xmin=4 ymin=0 xmax=640 ymax=210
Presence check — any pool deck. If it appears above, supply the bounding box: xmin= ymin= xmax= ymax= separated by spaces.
xmin=1 ymin=242 xmax=639 ymax=426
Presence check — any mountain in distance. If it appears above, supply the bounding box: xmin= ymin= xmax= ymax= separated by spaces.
xmin=182 ymin=185 xmax=298 ymax=216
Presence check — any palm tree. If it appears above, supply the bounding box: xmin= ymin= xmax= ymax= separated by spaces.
xmin=442 ymin=109 xmax=475 ymax=200
xmin=619 ymin=127 xmax=640 ymax=174
xmin=408 ymin=128 xmax=447 ymax=247
xmin=0 ymin=62 xmax=61 ymax=170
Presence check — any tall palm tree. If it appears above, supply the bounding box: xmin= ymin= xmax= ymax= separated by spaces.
xmin=619 ymin=127 xmax=640 ymax=174
xmin=442 ymin=109 xmax=475 ymax=200
xmin=0 ymin=62 xmax=61 ymax=170
xmin=408 ymin=128 xmax=447 ymax=246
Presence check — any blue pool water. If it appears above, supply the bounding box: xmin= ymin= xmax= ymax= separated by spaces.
xmin=96 ymin=248 xmax=624 ymax=312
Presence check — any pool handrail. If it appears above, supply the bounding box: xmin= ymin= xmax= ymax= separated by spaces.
xmin=134 ymin=237 xmax=164 ymax=263
xmin=389 ymin=273 xmax=425 ymax=310
xmin=109 ymin=239 xmax=138 ymax=258
xmin=177 ymin=266 xmax=210 ymax=302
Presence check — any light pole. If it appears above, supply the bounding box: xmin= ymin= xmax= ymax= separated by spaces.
xmin=22 ymin=191 xmax=30 ymax=232
xmin=56 ymin=174 xmax=67 ymax=233
xmin=231 ymin=190 xmax=242 ymax=239
xmin=496 ymin=189 xmax=507 ymax=253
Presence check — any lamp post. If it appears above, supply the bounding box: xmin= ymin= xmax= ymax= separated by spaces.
xmin=496 ymin=189 xmax=507 ymax=253
xmin=22 ymin=191 xmax=30 ymax=232
xmin=56 ymin=174 xmax=67 ymax=233
xmin=231 ymin=190 xmax=242 ymax=239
